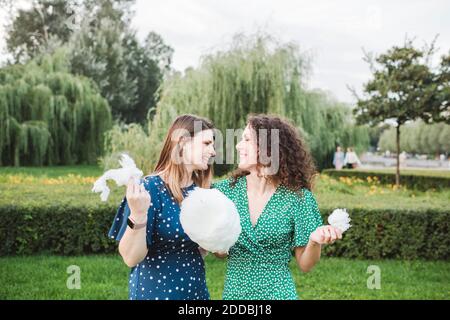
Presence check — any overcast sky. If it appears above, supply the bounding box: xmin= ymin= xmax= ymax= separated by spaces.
xmin=1 ymin=0 xmax=449 ymax=103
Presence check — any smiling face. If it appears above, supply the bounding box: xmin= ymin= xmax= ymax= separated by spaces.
xmin=182 ymin=129 xmax=216 ymax=171
xmin=236 ymin=124 xmax=259 ymax=171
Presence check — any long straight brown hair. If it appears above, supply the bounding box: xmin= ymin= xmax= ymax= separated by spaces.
xmin=148 ymin=114 xmax=215 ymax=203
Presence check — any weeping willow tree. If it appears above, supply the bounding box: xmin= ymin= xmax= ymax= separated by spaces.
xmin=0 ymin=48 xmax=112 ymax=166
xmin=100 ymin=122 xmax=155 ymax=173
xmin=103 ymin=33 xmax=369 ymax=173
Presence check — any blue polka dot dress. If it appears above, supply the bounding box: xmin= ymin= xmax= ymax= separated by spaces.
xmin=108 ymin=175 xmax=210 ymax=300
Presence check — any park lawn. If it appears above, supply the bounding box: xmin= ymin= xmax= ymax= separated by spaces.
xmin=352 ymin=168 xmax=450 ymax=178
xmin=0 ymin=165 xmax=103 ymax=178
xmin=313 ymin=173 xmax=450 ymax=211
xmin=0 ymin=254 xmax=448 ymax=300
xmin=1 ymin=181 xmax=449 ymax=211
xmin=0 ymin=167 xmax=449 ymax=211
xmin=1 ymin=165 xmax=448 ymax=178
xmin=314 ymin=184 xmax=450 ymax=211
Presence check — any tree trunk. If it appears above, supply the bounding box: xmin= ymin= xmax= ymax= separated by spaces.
xmin=395 ymin=124 xmax=400 ymax=187
xmin=14 ymin=144 xmax=20 ymax=167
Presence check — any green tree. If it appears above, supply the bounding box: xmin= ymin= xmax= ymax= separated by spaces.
xmin=3 ymin=0 xmax=173 ymax=124
xmin=367 ymin=123 xmax=389 ymax=151
xmin=68 ymin=16 xmax=137 ymax=122
xmin=0 ymin=49 xmax=112 ymax=166
xmin=352 ymin=38 xmax=449 ymax=186
xmin=378 ymin=121 xmax=450 ymax=156
xmin=102 ymin=33 xmax=369 ymax=174
xmin=5 ymin=0 xmax=80 ymax=63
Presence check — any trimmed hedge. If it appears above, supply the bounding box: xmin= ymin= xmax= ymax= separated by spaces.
xmin=320 ymin=208 xmax=449 ymax=260
xmin=322 ymin=169 xmax=450 ymax=191
xmin=0 ymin=203 xmax=448 ymax=260
xmin=0 ymin=203 xmax=118 ymax=256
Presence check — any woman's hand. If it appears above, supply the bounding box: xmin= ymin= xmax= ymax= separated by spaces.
xmin=198 ymin=247 xmax=209 ymax=259
xmin=214 ymin=252 xmax=228 ymax=259
xmin=309 ymin=225 xmax=342 ymax=245
xmin=295 ymin=225 xmax=341 ymax=273
xmin=126 ymin=177 xmax=151 ymax=223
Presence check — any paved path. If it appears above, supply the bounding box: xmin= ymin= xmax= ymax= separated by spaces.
xmin=360 ymin=153 xmax=450 ymax=170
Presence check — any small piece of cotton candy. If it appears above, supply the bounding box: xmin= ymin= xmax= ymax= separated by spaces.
xmin=328 ymin=208 xmax=352 ymax=232
xmin=180 ymin=188 xmax=241 ymax=253
xmin=92 ymin=153 xmax=143 ymax=201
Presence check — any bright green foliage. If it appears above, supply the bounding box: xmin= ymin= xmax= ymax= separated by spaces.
xmin=103 ymin=34 xmax=369 ymax=173
xmin=0 ymin=49 xmax=112 ymax=166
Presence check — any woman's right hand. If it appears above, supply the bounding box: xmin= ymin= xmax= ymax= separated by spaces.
xmin=126 ymin=177 xmax=151 ymax=223
xmin=309 ymin=225 xmax=342 ymax=245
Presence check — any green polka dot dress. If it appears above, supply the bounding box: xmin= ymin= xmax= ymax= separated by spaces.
xmin=212 ymin=176 xmax=323 ymax=300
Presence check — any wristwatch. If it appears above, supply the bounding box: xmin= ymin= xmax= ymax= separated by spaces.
xmin=127 ymin=216 xmax=147 ymax=230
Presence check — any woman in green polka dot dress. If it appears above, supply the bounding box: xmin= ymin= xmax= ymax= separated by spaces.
xmin=213 ymin=114 xmax=343 ymax=300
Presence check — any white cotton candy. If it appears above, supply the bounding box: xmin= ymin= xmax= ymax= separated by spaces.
xmin=92 ymin=153 xmax=143 ymax=201
xmin=180 ymin=188 xmax=241 ymax=253
xmin=327 ymin=208 xmax=352 ymax=232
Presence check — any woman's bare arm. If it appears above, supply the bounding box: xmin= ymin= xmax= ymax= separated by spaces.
xmin=294 ymin=225 xmax=342 ymax=273
xmin=294 ymin=241 xmax=321 ymax=273
xmin=118 ymin=178 xmax=151 ymax=267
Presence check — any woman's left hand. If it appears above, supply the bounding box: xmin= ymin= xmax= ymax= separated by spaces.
xmin=198 ymin=247 xmax=209 ymax=259
xmin=309 ymin=225 xmax=342 ymax=245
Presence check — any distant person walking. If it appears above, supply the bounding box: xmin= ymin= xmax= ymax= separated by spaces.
xmin=344 ymin=147 xmax=361 ymax=169
xmin=333 ymin=146 xmax=345 ymax=170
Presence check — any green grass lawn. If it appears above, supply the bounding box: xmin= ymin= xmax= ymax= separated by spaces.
xmin=314 ymin=173 xmax=450 ymax=211
xmin=0 ymin=254 xmax=448 ymax=300
xmin=353 ymin=168 xmax=450 ymax=178
xmin=1 ymin=165 xmax=448 ymax=178
xmin=0 ymin=166 xmax=449 ymax=211
xmin=0 ymin=165 xmax=103 ymax=178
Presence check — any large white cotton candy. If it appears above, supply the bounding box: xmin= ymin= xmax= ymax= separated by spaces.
xmin=327 ymin=208 xmax=352 ymax=232
xmin=92 ymin=153 xmax=143 ymax=201
xmin=180 ymin=188 xmax=241 ymax=253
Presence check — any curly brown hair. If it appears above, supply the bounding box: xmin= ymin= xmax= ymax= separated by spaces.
xmin=231 ymin=114 xmax=317 ymax=193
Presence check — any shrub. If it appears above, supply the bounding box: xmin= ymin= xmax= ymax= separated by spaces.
xmin=0 ymin=202 xmax=448 ymax=260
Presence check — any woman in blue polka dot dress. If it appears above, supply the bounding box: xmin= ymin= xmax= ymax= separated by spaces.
xmin=108 ymin=115 xmax=217 ymax=300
